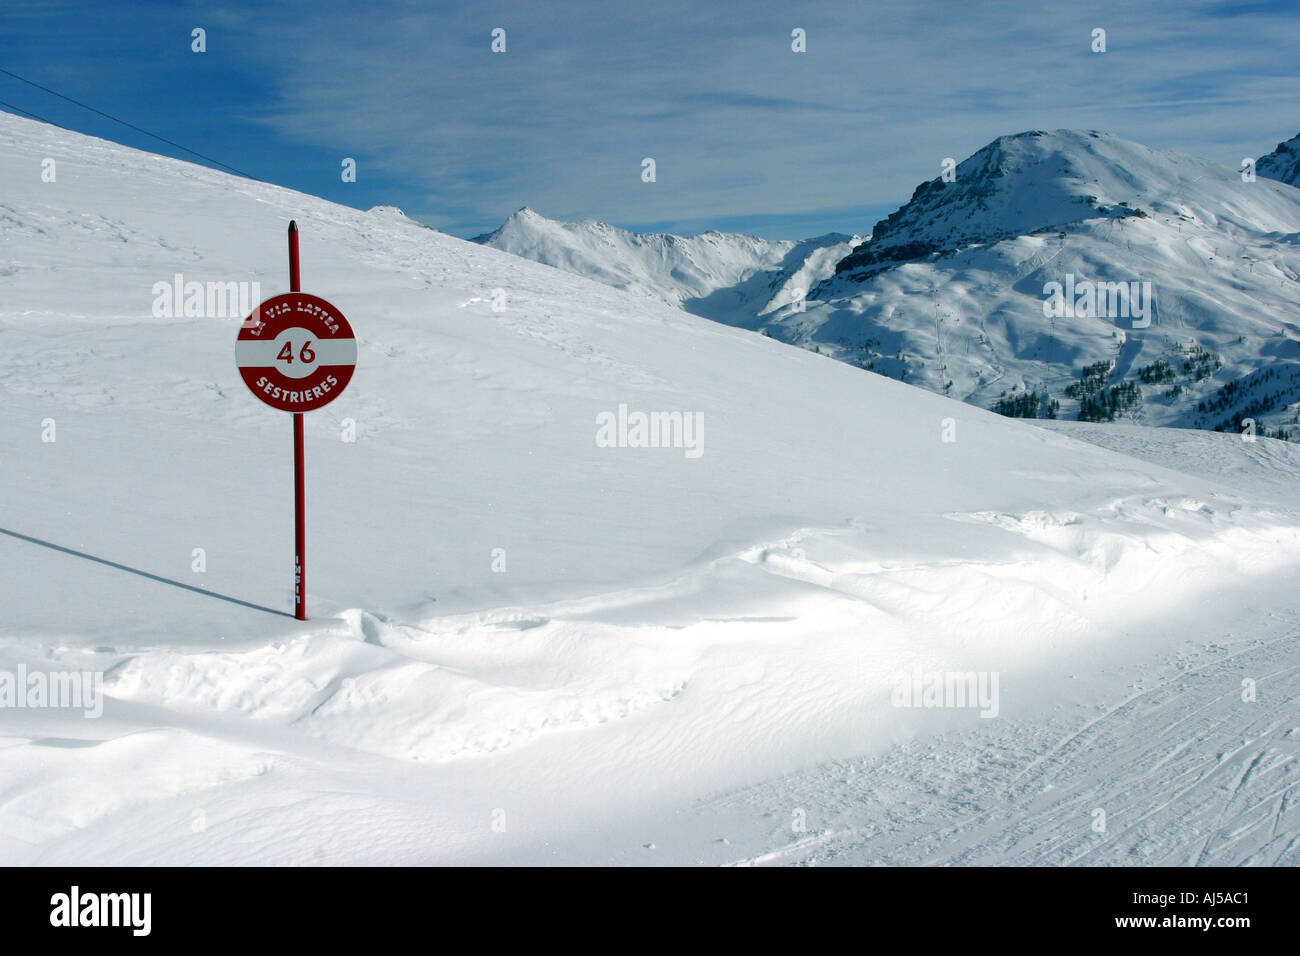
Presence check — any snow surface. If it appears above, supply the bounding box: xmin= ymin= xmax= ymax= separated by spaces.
xmin=2 ymin=111 xmax=1299 ymax=865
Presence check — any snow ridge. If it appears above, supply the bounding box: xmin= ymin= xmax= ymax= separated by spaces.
xmin=475 ymin=206 xmax=861 ymax=325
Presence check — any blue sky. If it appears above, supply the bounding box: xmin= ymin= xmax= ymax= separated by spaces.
xmin=1 ymin=0 xmax=1297 ymax=239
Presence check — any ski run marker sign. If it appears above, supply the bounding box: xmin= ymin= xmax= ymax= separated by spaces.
xmin=236 ymin=220 xmax=355 ymax=620
xmin=237 ymin=291 xmax=356 ymax=412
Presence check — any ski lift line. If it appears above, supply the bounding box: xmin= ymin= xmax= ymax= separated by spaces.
xmin=0 ymin=97 xmax=74 ymax=131
xmin=0 ymin=65 xmax=255 ymax=179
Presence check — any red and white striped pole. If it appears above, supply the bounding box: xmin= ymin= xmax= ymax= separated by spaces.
xmin=289 ymin=220 xmax=307 ymax=621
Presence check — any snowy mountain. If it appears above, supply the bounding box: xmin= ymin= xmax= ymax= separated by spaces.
xmin=832 ymin=129 xmax=1177 ymax=274
xmin=1258 ymin=132 xmax=1300 ymax=187
xmin=3 ymin=110 xmax=1300 ymax=866
xmin=475 ymin=132 xmax=1300 ymax=440
xmin=474 ymin=206 xmax=860 ymax=326
xmin=770 ymin=130 xmax=1300 ymax=436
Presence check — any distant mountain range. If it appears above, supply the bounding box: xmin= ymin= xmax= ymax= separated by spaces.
xmin=478 ymin=129 xmax=1300 ymax=437
xmin=475 ymin=207 xmax=860 ymax=328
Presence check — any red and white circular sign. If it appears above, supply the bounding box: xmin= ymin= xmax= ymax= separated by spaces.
xmin=237 ymin=292 xmax=356 ymax=413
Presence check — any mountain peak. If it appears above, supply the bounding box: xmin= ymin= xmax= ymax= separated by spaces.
xmin=1257 ymin=133 xmax=1300 ymax=187
xmin=498 ymin=205 xmax=551 ymax=226
xmin=470 ymin=206 xmax=548 ymax=242
xmin=833 ymin=129 xmax=1211 ymax=277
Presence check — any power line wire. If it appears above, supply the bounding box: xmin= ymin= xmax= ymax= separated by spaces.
xmin=0 ymin=65 xmax=256 ymax=179
xmin=0 ymin=97 xmax=74 ymax=131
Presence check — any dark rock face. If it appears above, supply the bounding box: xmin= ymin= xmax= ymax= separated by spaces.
xmin=1258 ymin=133 xmax=1300 ymax=187
xmin=833 ymin=130 xmax=1135 ymax=280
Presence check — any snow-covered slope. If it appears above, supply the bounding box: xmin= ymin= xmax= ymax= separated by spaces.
xmin=1258 ymin=132 xmax=1300 ymax=187
xmin=2 ymin=111 xmax=1300 ymax=866
xmin=475 ymin=206 xmax=860 ymax=326
xmin=759 ymin=130 xmax=1300 ymax=435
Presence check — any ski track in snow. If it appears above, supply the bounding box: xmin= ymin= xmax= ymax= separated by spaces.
xmin=712 ymin=627 xmax=1300 ymax=867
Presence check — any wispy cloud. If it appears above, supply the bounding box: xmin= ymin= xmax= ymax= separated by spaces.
xmin=4 ymin=0 xmax=1298 ymax=238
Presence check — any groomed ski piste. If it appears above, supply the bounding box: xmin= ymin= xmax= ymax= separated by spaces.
xmin=1 ymin=111 xmax=1298 ymax=865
